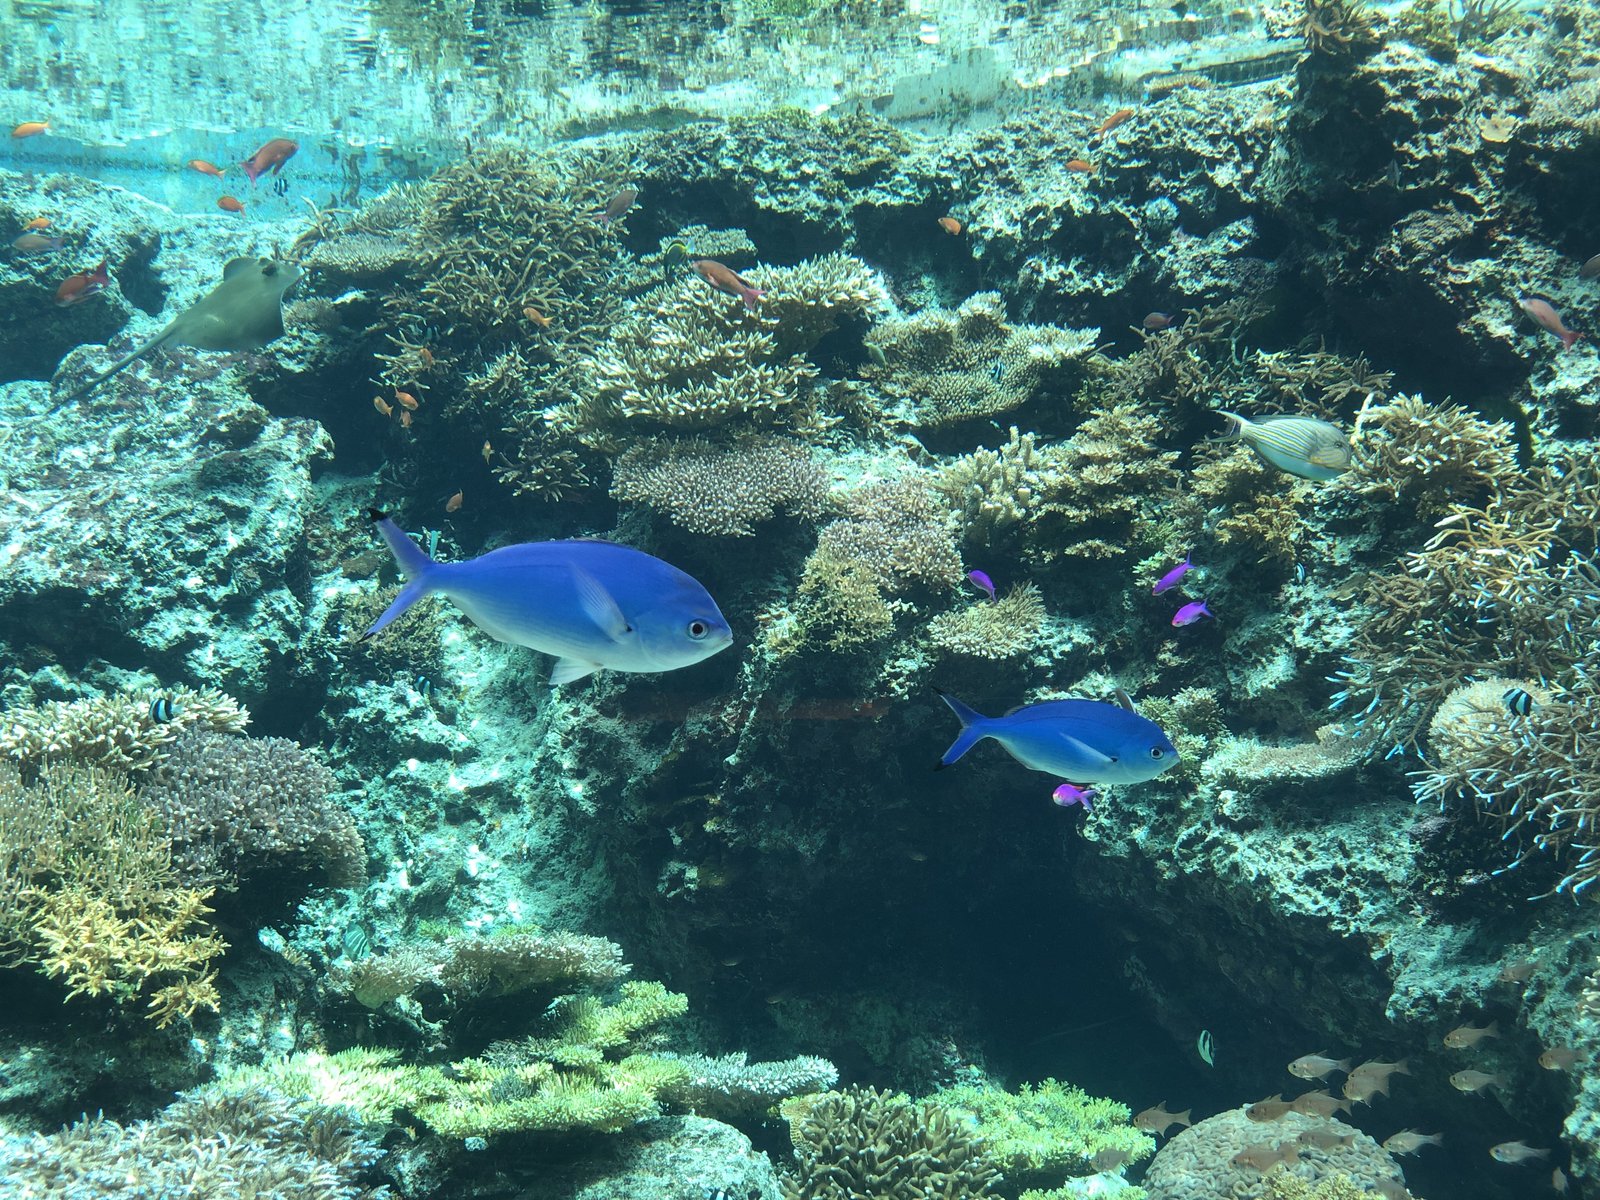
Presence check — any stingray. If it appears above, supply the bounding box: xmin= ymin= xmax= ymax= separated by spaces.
xmin=56 ymin=255 xmax=304 ymax=405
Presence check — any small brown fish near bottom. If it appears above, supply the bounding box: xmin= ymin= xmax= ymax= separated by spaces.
xmin=1231 ymin=1142 xmax=1299 ymax=1172
xmin=1497 ymin=957 xmax=1536 ymax=985
xmin=937 ymin=216 xmax=962 ymax=235
xmin=1132 ymin=1102 xmax=1192 ymax=1136
xmin=523 ymin=306 xmax=551 ymax=328
xmin=1490 ymin=1140 xmax=1551 ymax=1165
xmin=1090 ymin=1149 xmax=1130 ymax=1172
xmin=1065 ymin=158 xmax=1096 ymax=174
xmin=373 ymin=396 xmax=393 ymax=417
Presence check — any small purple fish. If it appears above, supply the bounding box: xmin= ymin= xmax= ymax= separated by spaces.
xmin=1052 ymin=782 xmax=1097 ymax=811
xmin=966 ymin=569 xmax=996 ymax=601
xmin=1172 ymin=600 xmax=1212 ymax=627
xmin=1152 ymin=554 xmax=1193 ymax=595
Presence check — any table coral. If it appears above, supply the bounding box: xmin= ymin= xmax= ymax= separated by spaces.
xmin=0 ymin=685 xmax=248 ymax=776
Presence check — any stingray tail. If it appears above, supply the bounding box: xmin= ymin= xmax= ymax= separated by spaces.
xmin=360 ymin=509 xmax=439 ymax=642
xmin=934 ymin=690 xmax=993 ymax=769
xmin=51 ymin=332 xmax=174 ymax=410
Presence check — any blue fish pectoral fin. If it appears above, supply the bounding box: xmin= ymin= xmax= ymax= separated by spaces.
xmin=572 ymin=565 xmax=632 ymax=643
xmin=1059 ymin=734 xmax=1114 ymax=767
xmin=550 ymin=657 xmax=603 ymax=686
xmin=936 ymin=690 xmax=991 ymax=768
xmin=360 ymin=578 xmax=431 ymax=642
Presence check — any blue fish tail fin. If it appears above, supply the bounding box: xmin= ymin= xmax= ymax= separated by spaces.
xmin=361 ymin=509 xmax=438 ymax=642
xmin=370 ymin=508 xmax=434 ymax=581
xmin=935 ymin=690 xmax=992 ymax=769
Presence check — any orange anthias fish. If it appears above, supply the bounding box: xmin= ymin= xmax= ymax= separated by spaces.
xmin=54 ymin=258 xmax=111 ymax=306
xmin=523 ymin=306 xmax=551 ymax=328
xmin=445 ymin=490 xmax=464 ymax=513
xmin=395 ymin=389 xmax=419 ymax=411
xmin=188 ymin=158 xmax=227 ymax=178
xmin=938 ymin=216 xmax=962 ymax=235
xmin=10 ymin=121 xmax=48 ymax=139
xmin=1095 ymin=107 xmax=1135 ymax=135
xmin=693 ymin=259 xmax=765 ymax=312
xmin=239 ymin=137 xmax=298 ymax=185
xmin=399 ymin=408 xmax=413 ymax=429
xmin=373 ymin=395 xmax=394 ymax=417
xmin=1065 ymin=158 xmax=1096 ymax=174
xmin=218 ymin=195 xmax=245 ymax=213
xmin=1519 ymin=296 xmax=1582 ymax=349
xmin=21 ymin=217 xmax=50 ymax=231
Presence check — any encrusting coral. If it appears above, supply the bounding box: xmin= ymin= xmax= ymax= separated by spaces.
xmin=611 ymin=434 xmax=831 ymax=536
xmin=0 ymin=685 xmax=249 ymax=776
xmin=780 ymin=1086 xmax=1001 ymax=1200
xmin=0 ymin=762 xmax=224 ymax=1027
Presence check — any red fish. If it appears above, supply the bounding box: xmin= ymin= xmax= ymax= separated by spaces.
xmin=239 ymin=137 xmax=298 ymax=185
xmin=938 ymin=216 xmax=962 ymax=235
xmin=188 ymin=158 xmax=227 ymax=178
xmin=1520 ymin=297 xmax=1582 ymax=349
xmin=21 ymin=217 xmax=50 ymax=231
xmin=54 ymin=258 xmax=110 ymax=306
xmin=1066 ymin=158 xmax=1096 ymax=174
xmin=10 ymin=121 xmax=48 ymax=139
xmin=218 ymin=195 xmax=245 ymax=213
xmin=693 ymin=259 xmax=765 ymax=312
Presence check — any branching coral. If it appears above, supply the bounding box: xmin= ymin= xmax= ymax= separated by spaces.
xmin=927 ymin=1077 xmax=1155 ymax=1190
xmin=141 ymin=731 xmax=365 ymax=895
xmin=1348 ymin=393 xmax=1518 ymax=517
xmin=611 ymin=434 xmax=830 ymax=536
xmin=0 ymin=763 xmax=223 ymax=1026
xmin=658 ymin=1052 xmax=840 ymax=1121
xmin=1186 ymin=450 xmax=1309 ymax=565
xmin=781 ymin=1086 xmax=1001 ymax=1200
xmin=0 ymin=685 xmax=249 ymax=776
xmin=926 ymin=585 xmax=1048 ymax=660
xmin=1297 ymin=0 xmax=1381 ymax=55
xmin=0 ymin=1085 xmax=383 ymax=1200
xmin=935 ymin=427 xmax=1065 ymax=546
xmin=864 ymin=293 xmax=1098 ymax=428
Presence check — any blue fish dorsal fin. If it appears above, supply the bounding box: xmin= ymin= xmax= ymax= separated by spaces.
xmin=572 ymin=565 xmax=632 ymax=643
xmin=1059 ymin=733 xmax=1114 ymax=766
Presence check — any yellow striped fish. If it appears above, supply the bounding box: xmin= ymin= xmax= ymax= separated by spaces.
xmin=1219 ymin=411 xmax=1352 ymax=481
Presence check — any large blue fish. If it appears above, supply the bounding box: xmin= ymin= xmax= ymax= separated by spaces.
xmin=363 ymin=511 xmax=733 ymax=685
xmin=935 ymin=690 xmax=1178 ymax=785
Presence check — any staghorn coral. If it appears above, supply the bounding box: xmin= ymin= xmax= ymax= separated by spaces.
xmin=0 ymin=1084 xmax=384 ymax=1200
xmin=781 ymin=1086 xmax=1001 ymax=1200
xmin=926 ymin=585 xmax=1047 ymax=660
xmin=927 ymin=1077 xmax=1155 ymax=1190
xmin=935 ymin=427 xmax=1065 ymax=546
xmin=864 ymin=293 xmax=1098 ymax=428
xmin=1297 ymin=0 xmax=1381 ymax=56
xmin=1186 ymin=450 xmax=1310 ymax=566
xmin=611 ymin=434 xmax=830 ymax=536
xmin=217 ymin=1047 xmax=416 ymax=1126
xmin=1142 ymin=1109 xmax=1402 ymax=1200
xmin=141 ymin=731 xmax=365 ymax=896
xmin=0 ymin=762 xmax=223 ymax=1026
xmin=328 ymin=929 xmax=630 ymax=1010
xmin=657 ymin=1052 xmax=840 ymax=1121
xmin=0 ymin=685 xmax=249 ymax=776
xmin=1348 ymin=393 xmax=1519 ymax=517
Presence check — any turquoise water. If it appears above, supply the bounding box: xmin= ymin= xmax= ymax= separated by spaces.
xmin=0 ymin=1 xmax=1591 ymax=1199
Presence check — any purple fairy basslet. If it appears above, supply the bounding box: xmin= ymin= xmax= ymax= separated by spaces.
xmin=966 ymin=569 xmax=997 ymax=601
xmin=1052 ymin=782 xmax=1097 ymax=811
xmin=1172 ymin=600 xmax=1212 ymax=627
xmin=1152 ymin=554 xmax=1194 ymax=595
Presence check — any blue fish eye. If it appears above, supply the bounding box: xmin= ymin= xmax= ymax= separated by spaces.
xmin=1150 ymin=746 xmax=1165 ymax=758
xmin=688 ymin=620 xmax=710 ymax=641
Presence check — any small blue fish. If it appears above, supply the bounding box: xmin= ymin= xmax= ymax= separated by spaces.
xmin=935 ymin=690 xmax=1178 ymax=785
xmin=363 ymin=510 xmax=733 ymax=685
xmin=149 ymin=696 xmax=174 ymax=722
xmin=966 ymin=569 xmax=997 ymax=601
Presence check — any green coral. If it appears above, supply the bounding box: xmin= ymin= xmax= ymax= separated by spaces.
xmin=927 ymin=1077 xmax=1155 ymax=1190
xmin=218 ymin=1047 xmax=415 ymax=1125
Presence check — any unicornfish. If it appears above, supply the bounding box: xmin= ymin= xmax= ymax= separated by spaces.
xmin=55 ymin=256 xmax=304 ymax=405
xmin=363 ymin=511 xmax=733 ymax=686
xmin=935 ymin=690 xmax=1178 ymax=785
